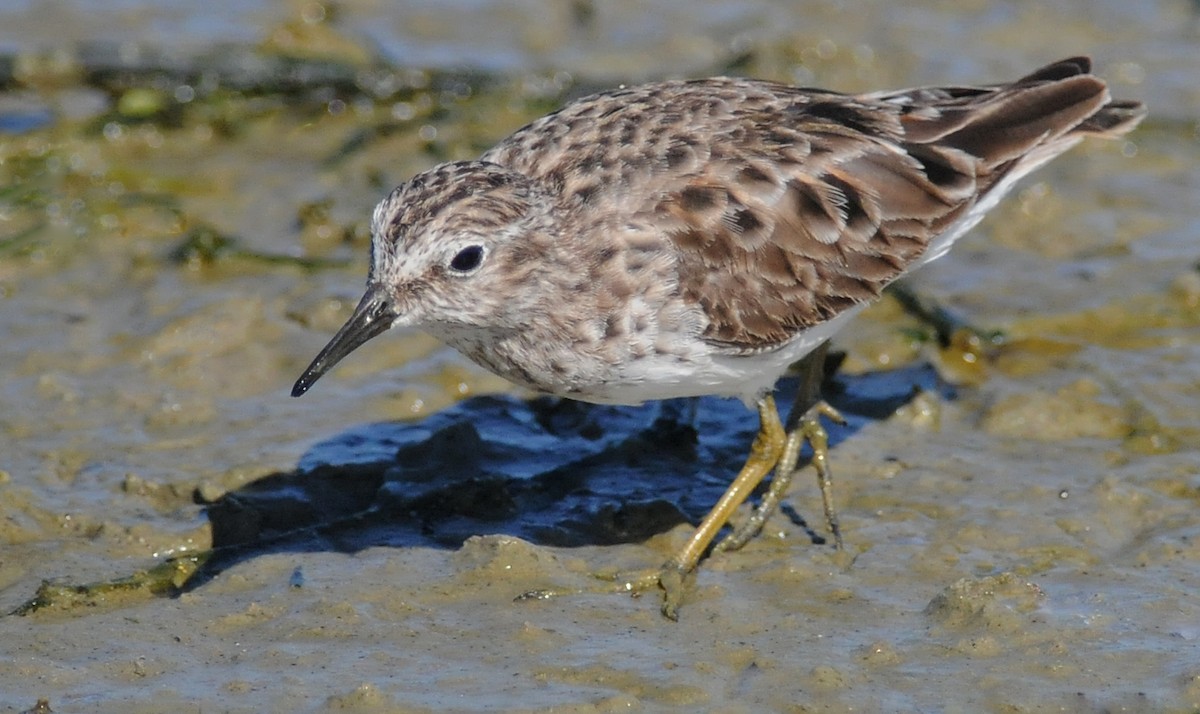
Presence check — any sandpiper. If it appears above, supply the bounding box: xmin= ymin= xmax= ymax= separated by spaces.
xmin=293 ymin=56 xmax=1145 ymax=619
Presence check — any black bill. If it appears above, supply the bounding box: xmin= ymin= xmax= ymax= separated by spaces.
xmin=291 ymin=284 xmax=396 ymax=397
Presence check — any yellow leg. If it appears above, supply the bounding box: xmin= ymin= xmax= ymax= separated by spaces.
xmin=664 ymin=395 xmax=786 ymax=573
xmin=713 ymin=427 xmax=804 ymax=554
xmin=517 ymin=394 xmax=787 ymax=620
xmin=619 ymin=394 xmax=787 ymax=619
xmin=716 ymin=341 xmax=847 ymax=552
xmin=802 ymin=400 xmax=846 ymax=549
xmin=778 ymin=399 xmax=846 ymax=549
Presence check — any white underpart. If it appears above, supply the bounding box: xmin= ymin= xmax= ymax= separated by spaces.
xmin=595 ymin=306 xmax=865 ymax=407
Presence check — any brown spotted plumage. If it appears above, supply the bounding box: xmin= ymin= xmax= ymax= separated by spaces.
xmin=293 ymin=57 xmax=1145 ymax=618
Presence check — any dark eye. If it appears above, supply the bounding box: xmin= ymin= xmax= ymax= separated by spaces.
xmin=448 ymin=245 xmax=485 ymax=273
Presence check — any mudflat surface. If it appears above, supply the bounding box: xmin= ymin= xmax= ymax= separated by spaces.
xmin=1 ymin=1 xmax=1198 ymax=712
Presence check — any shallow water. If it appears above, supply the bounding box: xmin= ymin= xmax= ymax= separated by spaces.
xmin=1 ymin=1 xmax=1198 ymax=712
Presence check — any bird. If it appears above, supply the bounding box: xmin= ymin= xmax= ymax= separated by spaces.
xmin=291 ymin=56 xmax=1146 ymax=619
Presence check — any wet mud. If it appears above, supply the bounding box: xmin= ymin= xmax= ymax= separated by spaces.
xmin=1 ymin=1 xmax=1198 ymax=712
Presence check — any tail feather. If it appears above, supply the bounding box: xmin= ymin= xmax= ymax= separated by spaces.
xmin=897 ymin=57 xmax=1145 ymax=269
xmin=1013 ymin=56 xmax=1092 ymax=83
xmin=886 ymin=56 xmax=1145 ymax=161
xmin=942 ymin=75 xmax=1111 ymax=167
xmin=1075 ymin=98 xmax=1148 ymax=137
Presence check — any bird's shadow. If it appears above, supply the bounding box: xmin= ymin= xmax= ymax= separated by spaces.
xmin=182 ymin=360 xmax=954 ymax=592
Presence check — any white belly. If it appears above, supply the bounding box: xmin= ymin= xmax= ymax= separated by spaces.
xmin=576 ymin=305 xmax=865 ymax=407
